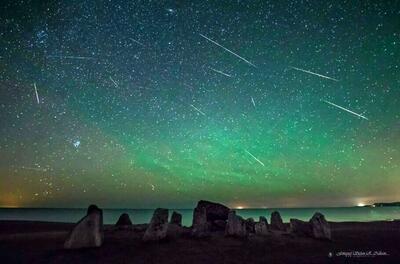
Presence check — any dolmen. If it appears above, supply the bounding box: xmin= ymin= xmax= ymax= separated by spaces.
xmin=254 ymin=216 xmax=269 ymax=235
xmin=270 ymin=211 xmax=286 ymax=231
xmin=192 ymin=200 xmax=230 ymax=237
xmin=115 ymin=213 xmax=133 ymax=228
xmin=143 ymin=208 xmax=169 ymax=241
xmin=290 ymin=212 xmax=331 ymax=240
xmin=64 ymin=204 xmax=104 ymax=249
xmin=225 ymin=210 xmax=247 ymax=238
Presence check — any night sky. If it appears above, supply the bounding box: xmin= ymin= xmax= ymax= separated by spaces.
xmin=0 ymin=1 xmax=399 ymax=209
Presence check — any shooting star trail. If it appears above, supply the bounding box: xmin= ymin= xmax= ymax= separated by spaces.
xmin=109 ymin=76 xmax=119 ymax=87
xmin=199 ymin=33 xmax=257 ymax=68
xmin=46 ymin=55 xmax=95 ymax=60
xmin=208 ymin=67 xmax=232 ymax=78
xmin=251 ymin=97 xmax=256 ymax=108
xmin=190 ymin=104 xmax=206 ymax=116
xmin=323 ymin=100 xmax=368 ymax=120
xmin=129 ymin=38 xmax=145 ymax=46
xmin=290 ymin=66 xmax=339 ymax=82
xmin=244 ymin=149 xmax=265 ymax=167
xmin=33 ymin=83 xmax=40 ymax=104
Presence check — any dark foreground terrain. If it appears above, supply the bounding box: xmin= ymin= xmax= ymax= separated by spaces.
xmin=0 ymin=220 xmax=399 ymax=264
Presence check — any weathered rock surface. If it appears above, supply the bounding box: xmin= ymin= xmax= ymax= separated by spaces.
xmin=116 ymin=213 xmax=132 ymax=227
xmin=64 ymin=204 xmax=103 ymax=249
xmin=191 ymin=206 xmax=209 ymax=237
xmin=212 ymin=219 xmax=227 ymax=231
xmin=196 ymin=200 xmax=230 ymax=222
xmin=310 ymin=212 xmax=331 ymax=240
xmin=170 ymin=211 xmax=182 ymax=226
xmin=245 ymin=218 xmax=255 ymax=233
xmin=225 ymin=210 xmax=247 ymax=238
xmin=270 ymin=211 xmax=285 ymax=231
xmin=290 ymin=218 xmax=312 ymax=237
xmin=254 ymin=216 xmax=269 ymax=235
xmin=143 ymin=208 xmax=169 ymax=241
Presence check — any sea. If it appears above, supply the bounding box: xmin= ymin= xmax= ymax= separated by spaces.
xmin=1 ymin=207 xmax=400 ymax=226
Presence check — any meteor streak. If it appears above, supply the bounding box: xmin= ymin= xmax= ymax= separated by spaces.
xmin=208 ymin=67 xmax=232 ymax=77
xmin=190 ymin=104 xmax=206 ymax=116
xmin=200 ymin=33 xmax=256 ymax=68
xmin=323 ymin=100 xmax=368 ymax=120
xmin=290 ymin=66 xmax=339 ymax=82
xmin=33 ymin=83 xmax=40 ymax=104
xmin=244 ymin=149 xmax=265 ymax=167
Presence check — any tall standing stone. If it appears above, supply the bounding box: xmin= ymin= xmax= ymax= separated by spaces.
xmin=143 ymin=208 xmax=169 ymax=241
xmin=310 ymin=212 xmax=331 ymax=240
xmin=191 ymin=206 xmax=209 ymax=237
xmin=170 ymin=211 xmax=182 ymax=226
xmin=254 ymin=216 xmax=269 ymax=235
xmin=270 ymin=211 xmax=285 ymax=231
xmin=64 ymin=204 xmax=103 ymax=249
xmin=225 ymin=210 xmax=247 ymax=238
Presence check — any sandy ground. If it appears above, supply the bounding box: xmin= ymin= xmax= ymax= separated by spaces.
xmin=0 ymin=220 xmax=400 ymax=264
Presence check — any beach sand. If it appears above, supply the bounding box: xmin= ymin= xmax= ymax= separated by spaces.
xmin=0 ymin=220 xmax=399 ymax=263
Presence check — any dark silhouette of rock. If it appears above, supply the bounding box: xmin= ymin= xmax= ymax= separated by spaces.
xmin=225 ymin=210 xmax=247 ymax=238
xmin=196 ymin=200 xmax=230 ymax=222
xmin=64 ymin=205 xmax=103 ymax=249
xmin=212 ymin=219 xmax=227 ymax=231
xmin=254 ymin=216 xmax=269 ymax=235
xmin=193 ymin=200 xmax=229 ymax=231
xmin=270 ymin=211 xmax=285 ymax=231
xmin=143 ymin=208 xmax=169 ymax=241
xmin=310 ymin=212 xmax=331 ymax=240
xmin=116 ymin=213 xmax=132 ymax=226
xmin=245 ymin=217 xmax=255 ymax=233
xmin=290 ymin=218 xmax=312 ymax=237
xmin=191 ymin=206 xmax=209 ymax=237
xmin=170 ymin=211 xmax=182 ymax=226
xmin=167 ymin=223 xmax=190 ymax=239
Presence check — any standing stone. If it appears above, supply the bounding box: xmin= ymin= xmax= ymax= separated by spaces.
xmin=310 ymin=212 xmax=331 ymax=240
xmin=254 ymin=216 xmax=269 ymax=235
xmin=225 ymin=210 xmax=247 ymax=238
xmin=245 ymin=218 xmax=255 ymax=233
xmin=170 ymin=211 xmax=182 ymax=226
xmin=191 ymin=206 xmax=209 ymax=237
xmin=289 ymin=218 xmax=312 ymax=237
xmin=270 ymin=211 xmax=285 ymax=231
xmin=116 ymin=213 xmax=133 ymax=227
xmin=64 ymin=204 xmax=103 ymax=249
xmin=143 ymin=208 xmax=169 ymax=241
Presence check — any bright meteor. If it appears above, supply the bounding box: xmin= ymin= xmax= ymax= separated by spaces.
xmin=323 ymin=100 xmax=368 ymax=120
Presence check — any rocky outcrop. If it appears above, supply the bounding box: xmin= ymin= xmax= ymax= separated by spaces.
xmin=270 ymin=211 xmax=285 ymax=231
xmin=254 ymin=216 xmax=269 ymax=235
xmin=290 ymin=218 xmax=312 ymax=237
xmin=143 ymin=208 xmax=169 ymax=241
xmin=245 ymin=218 xmax=255 ymax=233
xmin=191 ymin=206 xmax=209 ymax=237
xmin=310 ymin=212 xmax=331 ymax=240
xmin=116 ymin=213 xmax=132 ymax=227
xmin=64 ymin=204 xmax=103 ymax=249
xmin=170 ymin=211 xmax=182 ymax=226
xmin=225 ymin=210 xmax=247 ymax=238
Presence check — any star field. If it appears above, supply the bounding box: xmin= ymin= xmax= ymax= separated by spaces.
xmin=0 ymin=0 xmax=399 ymax=208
